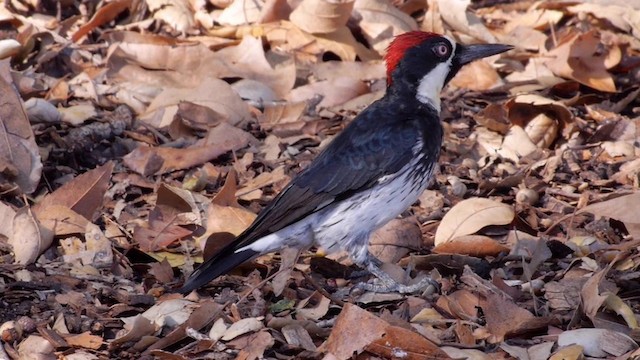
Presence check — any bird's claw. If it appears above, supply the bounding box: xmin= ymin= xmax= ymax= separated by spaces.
xmin=355 ymin=276 xmax=439 ymax=295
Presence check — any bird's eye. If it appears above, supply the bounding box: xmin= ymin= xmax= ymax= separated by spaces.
xmin=434 ymin=44 xmax=449 ymax=57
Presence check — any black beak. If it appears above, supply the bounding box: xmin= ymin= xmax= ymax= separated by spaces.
xmin=456 ymin=43 xmax=513 ymax=65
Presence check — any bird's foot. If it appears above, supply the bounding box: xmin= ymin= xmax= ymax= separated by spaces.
xmin=355 ymin=261 xmax=439 ymax=294
xmin=356 ymin=276 xmax=438 ymax=294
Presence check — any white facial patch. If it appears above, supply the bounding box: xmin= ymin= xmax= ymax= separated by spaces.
xmin=415 ymin=37 xmax=457 ymax=113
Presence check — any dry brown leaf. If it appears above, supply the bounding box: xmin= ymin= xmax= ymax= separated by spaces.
xmin=64 ymin=332 xmax=103 ymax=350
xmin=436 ymin=290 xmax=479 ymax=320
xmin=34 ymin=162 xmax=114 ymax=222
xmin=146 ymin=0 xmax=194 ymax=32
xmin=36 ymin=205 xmax=89 ymax=236
xmin=17 ymin=335 xmax=54 ymax=359
xmin=0 ymin=39 xmax=21 ymax=59
xmin=0 ymin=59 xmax=42 ymax=194
xmin=557 ymin=328 xmax=638 ymax=357
xmin=144 ymin=300 xmax=222 ymax=351
xmin=435 ymin=198 xmax=514 ymax=245
xmin=503 ymin=9 xmax=563 ymax=33
xmin=124 ymin=126 xmax=252 ymax=176
xmin=480 ymin=293 xmax=548 ymax=342
xmin=228 ymin=330 xmax=274 ymax=360
xmin=568 ymin=4 xmax=640 ymax=38
xmin=221 ymin=318 xmax=264 ymax=341
xmin=323 ymin=303 xmax=388 ymax=359
xmin=433 ymin=235 xmax=509 ymax=257
xmin=474 ymin=103 xmax=510 ymax=134
xmin=369 ymin=218 xmax=422 ymax=263
xmin=71 ymin=0 xmax=132 ymax=42
xmin=58 ymin=103 xmax=97 ymax=126
xmin=449 ymin=60 xmax=503 ymax=91
xmin=290 ymin=0 xmax=354 ymax=34
xmin=236 ymin=166 xmax=288 ymax=201
xmin=497 ymin=126 xmax=539 ymax=162
xmin=365 ymin=325 xmax=451 ymax=359
xmin=353 ymin=0 xmax=418 ymax=54
xmin=312 ymin=61 xmax=385 ymax=82
xmin=140 ymin=77 xmax=251 ymax=128
xmin=10 ymin=207 xmax=54 ymax=265
xmin=296 ymin=292 xmax=331 ymax=321
xmin=286 ymin=78 xmax=369 ymax=108
xmin=544 ymin=30 xmax=621 ymax=92
xmin=265 ymin=21 xmax=378 ymax=61
xmin=216 ymin=0 xmax=265 ymax=25
xmin=436 ymin=0 xmax=496 ymax=43
xmin=578 ymin=192 xmax=640 ymax=240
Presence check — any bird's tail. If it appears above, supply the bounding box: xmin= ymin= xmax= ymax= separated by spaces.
xmin=179 ymin=247 xmax=259 ymax=294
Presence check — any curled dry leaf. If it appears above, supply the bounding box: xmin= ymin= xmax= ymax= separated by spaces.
xmin=10 ymin=207 xmax=54 ymax=265
xmin=435 ymin=197 xmax=514 ymax=246
xmin=543 ymin=30 xmax=621 ymax=92
xmin=221 ymin=317 xmax=264 ymax=341
xmin=578 ymin=192 xmax=640 ymax=240
xmin=369 ymin=218 xmax=422 ymax=263
xmin=146 ymin=0 xmax=194 ymax=32
xmin=323 ymin=303 xmax=388 ymax=359
xmin=140 ymin=77 xmax=252 ymax=128
xmin=450 ymin=60 xmax=503 ymax=91
xmin=216 ymin=0 xmax=264 ymax=26
xmin=474 ymin=103 xmax=510 ymax=134
xmin=286 ymin=77 xmax=369 ymax=108
xmin=365 ymin=325 xmax=449 ymax=359
xmin=71 ymin=0 xmax=132 ymax=42
xmin=433 ymin=234 xmax=509 ymax=257
xmin=33 ymin=161 xmax=114 ymax=222
xmin=436 ymin=0 xmax=496 ymax=43
xmin=23 ymin=98 xmax=61 ymax=124
xmin=568 ymin=4 xmax=640 ymax=38
xmin=557 ymin=328 xmax=638 ymax=357
xmin=0 ymin=59 xmax=42 ymax=194
xmin=0 ymin=39 xmax=21 ymax=59
xmin=290 ymin=0 xmax=354 ymax=34
xmin=353 ymin=0 xmax=418 ymax=54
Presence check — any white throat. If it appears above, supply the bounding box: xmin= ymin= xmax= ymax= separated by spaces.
xmin=415 ymin=38 xmax=456 ymax=113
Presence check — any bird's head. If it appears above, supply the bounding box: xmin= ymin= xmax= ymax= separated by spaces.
xmin=384 ymin=31 xmax=512 ymax=111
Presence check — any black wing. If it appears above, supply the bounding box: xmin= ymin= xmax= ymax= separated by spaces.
xmin=180 ymin=100 xmax=427 ymax=293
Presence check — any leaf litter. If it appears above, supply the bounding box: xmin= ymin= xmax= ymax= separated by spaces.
xmin=1 ymin=0 xmax=640 ymax=359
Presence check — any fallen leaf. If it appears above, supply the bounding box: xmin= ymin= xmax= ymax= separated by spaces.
xmin=323 ymin=303 xmax=388 ymax=359
xmin=146 ymin=0 xmax=194 ymax=32
xmin=353 ymin=0 xmax=418 ymax=53
xmin=10 ymin=207 xmax=54 ymax=265
xmin=290 ymin=0 xmax=354 ymax=34
xmin=436 ymin=0 xmax=496 ymax=43
xmin=33 ymin=161 xmax=114 ymax=222
xmin=369 ymin=218 xmax=422 ymax=263
xmin=544 ymin=30 xmax=621 ymax=92
xmin=433 ymin=235 xmax=509 ymax=257
xmin=222 ymin=318 xmax=264 ymax=341
xmin=578 ymin=192 xmax=640 ymax=240
xmin=557 ymin=328 xmax=638 ymax=357
xmin=0 ymin=59 xmax=42 ymax=194
xmin=71 ymin=0 xmax=132 ymax=42
xmin=450 ymin=60 xmax=503 ymax=91
xmin=365 ymin=325 xmax=451 ymax=359
xmin=435 ymin=198 xmax=514 ymax=245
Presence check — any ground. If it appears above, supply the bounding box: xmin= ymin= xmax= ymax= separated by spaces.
xmin=1 ymin=0 xmax=640 ymax=359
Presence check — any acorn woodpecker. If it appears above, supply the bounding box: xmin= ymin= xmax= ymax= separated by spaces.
xmin=180 ymin=32 xmax=512 ymax=294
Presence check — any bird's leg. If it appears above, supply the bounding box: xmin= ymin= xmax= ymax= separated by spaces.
xmin=355 ymin=255 xmax=438 ymax=294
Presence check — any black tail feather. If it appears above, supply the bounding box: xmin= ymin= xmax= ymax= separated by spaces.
xmin=179 ymin=248 xmax=259 ymax=294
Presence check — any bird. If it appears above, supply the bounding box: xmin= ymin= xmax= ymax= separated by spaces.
xmin=180 ymin=31 xmax=512 ymax=294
